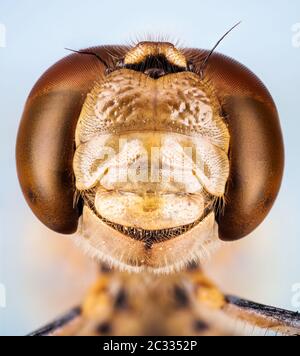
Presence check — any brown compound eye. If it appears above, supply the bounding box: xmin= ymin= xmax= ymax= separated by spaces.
xmin=183 ymin=49 xmax=284 ymax=241
xmin=16 ymin=46 xmax=128 ymax=234
xmin=16 ymin=42 xmax=284 ymax=245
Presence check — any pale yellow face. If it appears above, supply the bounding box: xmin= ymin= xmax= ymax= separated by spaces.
xmin=73 ymin=67 xmax=230 ymax=273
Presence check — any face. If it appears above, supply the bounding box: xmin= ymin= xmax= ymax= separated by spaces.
xmin=72 ymin=43 xmax=230 ymax=273
xmin=16 ymin=41 xmax=284 ymax=274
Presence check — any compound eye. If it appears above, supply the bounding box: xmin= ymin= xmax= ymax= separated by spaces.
xmin=184 ymin=49 xmax=284 ymax=241
xmin=16 ymin=46 xmax=123 ymax=234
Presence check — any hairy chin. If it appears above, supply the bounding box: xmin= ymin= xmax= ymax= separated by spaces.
xmin=74 ymin=206 xmax=222 ymax=274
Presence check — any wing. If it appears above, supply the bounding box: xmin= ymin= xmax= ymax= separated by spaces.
xmin=29 ymin=268 xmax=300 ymax=336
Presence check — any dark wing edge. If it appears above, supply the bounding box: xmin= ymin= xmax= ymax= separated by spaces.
xmin=28 ymin=297 xmax=300 ymax=336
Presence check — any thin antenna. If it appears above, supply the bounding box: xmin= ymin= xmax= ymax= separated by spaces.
xmin=199 ymin=21 xmax=241 ymax=78
xmin=65 ymin=48 xmax=109 ymax=68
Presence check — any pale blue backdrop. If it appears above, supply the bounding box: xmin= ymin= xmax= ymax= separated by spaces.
xmin=0 ymin=0 xmax=300 ymax=335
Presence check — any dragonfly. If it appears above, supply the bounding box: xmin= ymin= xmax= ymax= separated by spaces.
xmin=16 ymin=28 xmax=300 ymax=336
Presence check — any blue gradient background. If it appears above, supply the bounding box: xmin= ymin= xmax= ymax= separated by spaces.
xmin=0 ymin=0 xmax=300 ymax=335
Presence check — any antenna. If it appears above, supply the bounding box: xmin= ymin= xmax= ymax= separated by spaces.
xmin=65 ymin=48 xmax=109 ymax=68
xmin=199 ymin=21 xmax=241 ymax=78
